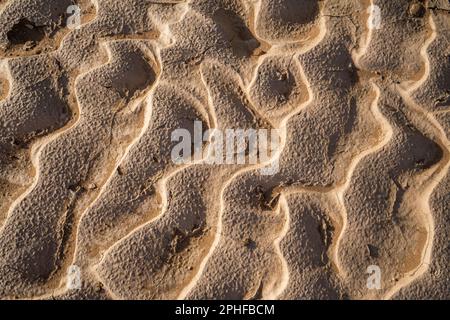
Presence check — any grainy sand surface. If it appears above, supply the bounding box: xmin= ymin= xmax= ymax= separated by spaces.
xmin=0 ymin=0 xmax=449 ymax=300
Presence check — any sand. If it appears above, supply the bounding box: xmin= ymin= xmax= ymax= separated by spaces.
xmin=0 ymin=0 xmax=449 ymax=300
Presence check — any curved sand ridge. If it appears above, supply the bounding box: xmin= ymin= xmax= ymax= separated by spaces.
xmin=0 ymin=0 xmax=448 ymax=300
xmin=393 ymin=0 xmax=450 ymax=300
xmin=335 ymin=0 xmax=449 ymax=300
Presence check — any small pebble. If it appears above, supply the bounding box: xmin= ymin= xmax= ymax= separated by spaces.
xmin=23 ymin=41 xmax=36 ymax=51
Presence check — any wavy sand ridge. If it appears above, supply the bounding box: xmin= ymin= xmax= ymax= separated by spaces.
xmin=0 ymin=40 xmax=158 ymax=298
xmin=184 ymin=0 xmax=385 ymax=299
xmin=393 ymin=2 xmax=450 ymax=300
xmin=92 ymin=61 xmax=269 ymax=299
xmin=0 ymin=0 xmax=162 ymax=298
xmin=336 ymin=0 xmax=449 ymax=299
xmin=0 ymin=0 xmax=448 ymax=300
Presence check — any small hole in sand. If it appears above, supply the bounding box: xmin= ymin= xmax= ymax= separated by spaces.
xmin=7 ymin=19 xmax=46 ymax=45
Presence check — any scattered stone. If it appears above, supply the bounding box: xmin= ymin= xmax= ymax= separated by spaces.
xmin=23 ymin=40 xmax=36 ymax=51
xmin=244 ymin=238 xmax=256 ymax=250
xmin=95 ymin=282 xmax=104 ymax=293
xmin=367 ymin=244 xmax=380 ymax=258
xmin=409 ymin=3 xmax=426 ymax=18
xmin=86 ymin=183 xmax=98 ymax=190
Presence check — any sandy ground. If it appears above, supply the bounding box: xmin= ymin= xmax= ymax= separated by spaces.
xmin=0 ymin=0 xmax=449 ymax=300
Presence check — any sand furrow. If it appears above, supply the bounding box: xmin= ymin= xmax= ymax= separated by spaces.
xmin=93 ymin=57 xmax=270 ymax=299
xmin=0 ymin=39 xmax=157 ymax=298
xmin=391 ymin=4 xmax=450 ymax=299
xmin=0 ymin=0 xmax=101 ymax=233
xmin=184 ymin=0 xmax=384 ymax=299
xmin=0 ymin=0 xmax=178 ymax=297
xmin=335 ymin=0 xmax=449 ymax=299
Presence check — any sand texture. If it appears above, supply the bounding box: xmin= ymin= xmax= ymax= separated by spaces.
xmin=0 ymin=0 xmax=449 ymax=300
